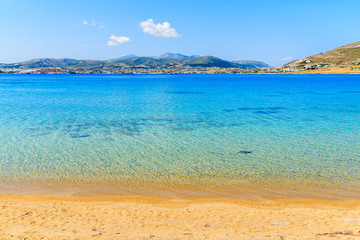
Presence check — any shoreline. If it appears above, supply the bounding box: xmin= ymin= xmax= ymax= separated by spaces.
xmin=2 ymin=192 xmax=360 ymax=205
xmin=1 ymin=69 xmax=360 ymax=75
xmin=2 ymin=180 xmax=360 ymax=201
xmin=1 ymin=193 xmax=360 ymax=239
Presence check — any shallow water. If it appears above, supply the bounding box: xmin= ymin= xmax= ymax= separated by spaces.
xmin=0 ymin=74 xmax=359 ymax=199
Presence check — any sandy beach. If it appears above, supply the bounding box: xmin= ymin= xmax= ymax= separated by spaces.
xmin=0 ymin=194 xmax=359 ymax=239
xmin=278 ymin=67 xmax=360 ymax=74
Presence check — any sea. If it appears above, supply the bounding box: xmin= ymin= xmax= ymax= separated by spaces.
xmin=0 ymin=74 xmax=359 ymax=199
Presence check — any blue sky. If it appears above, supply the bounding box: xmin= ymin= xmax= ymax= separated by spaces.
xmin=1 ymin=0 xmax=359 ymax=66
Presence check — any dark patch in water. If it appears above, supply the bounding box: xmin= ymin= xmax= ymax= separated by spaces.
xmin=238 ymin=107 xmax=287 ymax=113
xmin=172 ymin=125 xmax=195 ymax=131
xmin=238 ymin=107 xmax=263 ymax=111
xmin=117 ymin=128 xmax=140 ymax=136
xmin=267 ymin=107 xmax=287 ymax=111
xmin=238 ymin=150 xmax=253 ymax=154
xmin=140 ymin=117 xmax=178 ymax=123
xmin=25 ymin=113 xmax=240 ymax=139
xmin=254 ymin=110 xmax=280 ymax=114
xmin=207 ymin=122 xmax=226 ymax=128
xmin=70 ymin=134 xmax=91 ymax=138
xmin=223 ymin=109 xmax=236 ymax=112
xmin=162 ymin=91 xmax=204 ymax=95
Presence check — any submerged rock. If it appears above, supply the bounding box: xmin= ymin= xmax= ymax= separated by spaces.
xmin=70 ymin=134 xmax=91 ymax=138
xmin=162 ymin=91 xmax=204 ymax=95
xmin=238 ymin=150 xmax=253 ymax=154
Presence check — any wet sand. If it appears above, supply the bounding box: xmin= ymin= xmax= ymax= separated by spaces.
xmin=1 ymin=194 xmax=360 ymax=239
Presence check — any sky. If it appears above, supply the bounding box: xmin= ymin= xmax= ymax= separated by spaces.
xmin=1 ymin=0 xmax=360 ymax=66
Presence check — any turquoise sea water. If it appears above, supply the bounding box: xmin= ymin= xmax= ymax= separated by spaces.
xmin=0 ymin=74 xmax=359 ymax=199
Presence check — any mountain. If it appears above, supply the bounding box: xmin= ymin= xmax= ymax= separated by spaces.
xmin=155 ymin=52 xmax=189 ymax=59
xmin=232 ymin=60 xmax=271 ymax=69
xmin=154 ymin=52 xmax=200 ymax=59
xmin=109 ymin=54 xmax=137 ymax=61
xmin=2 ymin=58 xmax=104 ymax=68
xmin=16 ymin=58 xmax=81 ymax=68
xmin=183 ymin=56 xmax=238 ymax=68
xmin=109 ymin=53 xmax=200 ymax=61
xmin=112 ymin=56 xmax=241 ymax=68
xmin=111 ymin=57 xmax=180 ymax=67
xmin=0 ymin=54 xmax=272 ymax=73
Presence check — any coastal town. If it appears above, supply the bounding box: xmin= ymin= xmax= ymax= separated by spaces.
xmin=1 ymin=60 xmax=359 ymax=74
xmin=0 ymin=65 xmax=255 ymax=74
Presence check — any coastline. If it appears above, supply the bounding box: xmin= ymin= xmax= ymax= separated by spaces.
xmin=1 ymin=193 xmax=360 ymax=239
xmin=1 ymin=70 xmax=360 ymax=75
xmin=271 ymin=68 xmax=360 ymax=74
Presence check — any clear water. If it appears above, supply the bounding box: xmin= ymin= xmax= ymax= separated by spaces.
xmin=0 ymin=74 xmax=359 ymax=199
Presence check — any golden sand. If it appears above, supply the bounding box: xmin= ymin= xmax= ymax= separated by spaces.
xmin=1 ymin=194 xmax=360 ymax=239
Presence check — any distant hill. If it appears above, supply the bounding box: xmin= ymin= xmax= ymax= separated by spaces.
xmin=109 ymin=54 xmax=137 ymax=61
xmin=307 ymin=41 xmax=360 ymax=65
xmin=232 ymin=60 xmax=271 ymax=69
xmin=282 ymin=41 xmax=360 ymax=70
xmin=111 ymin=56 xmax=241 ymax=68
xmin=2 ymin=58 xmax=104 ymax=68
xmin=18 ymin=58 xmax=81 ymax=68
xmin=183 ymin=56 xmax=238 ymax=68
xmin=154 ymin=52 xmax=200 ymax=59
xmin=112 ymin=57 xmax=180 ymax=67
xmin=108 ymin=53 xmax=200 ymax=61
xmin=0 ymin=54 xmax=272 ymax=72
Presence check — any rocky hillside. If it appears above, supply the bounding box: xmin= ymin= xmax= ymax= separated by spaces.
xmin=307 ymin=41 xmax=360 ymax=65
xmin=280 ymin=41 xmax=360 ymax=72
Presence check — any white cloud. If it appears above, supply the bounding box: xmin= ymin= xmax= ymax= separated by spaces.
xmin=107 ymin=35 xmax=131 ymax=46
xmin=140 ymin=19 xmax=180 ymax=38
xmin=281 ymin=56 xmax=293 ymax=61
xmin=82 ymin=19 xmax=105 ymax=29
